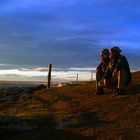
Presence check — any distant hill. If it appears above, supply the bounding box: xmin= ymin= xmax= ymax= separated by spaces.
xmin=0 ymin=71 xmax=140 ymax=140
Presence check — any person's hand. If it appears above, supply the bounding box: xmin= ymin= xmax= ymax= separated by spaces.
xmin=98 ymin=80 xmax=104 ymax=87
xmin=113 ymin=70 xmax=118 ymax=80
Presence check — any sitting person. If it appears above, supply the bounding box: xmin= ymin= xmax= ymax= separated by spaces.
xmin=98 ymin=46 xmax=132 ymax=95
xmin=96 ymin=49 xmax=110 ymax=95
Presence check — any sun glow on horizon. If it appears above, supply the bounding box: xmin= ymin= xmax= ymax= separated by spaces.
xmin=0 ymin=67 xmax=96 ymax=82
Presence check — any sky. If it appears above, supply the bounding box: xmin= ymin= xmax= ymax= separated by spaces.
xmin=0 ymin=0 xmax=140 ymax=82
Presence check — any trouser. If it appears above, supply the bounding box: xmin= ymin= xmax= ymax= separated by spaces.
xmin=96 ymin=70 xmax=104 ymax=90
xmin=104 ymin=68 xmax=131 ymax=90
xmin=117 ymin=68 xmax=131 ymax=89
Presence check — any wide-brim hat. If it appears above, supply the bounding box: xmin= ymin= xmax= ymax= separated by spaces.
xmin=101 ymin=48 xmax=109 ymax=56
xmin=110 ymin=46 xmax=121 ymax=53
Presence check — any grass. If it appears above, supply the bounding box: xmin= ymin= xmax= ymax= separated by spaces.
xmin=0 ymin=71 xmax=140 ymax=139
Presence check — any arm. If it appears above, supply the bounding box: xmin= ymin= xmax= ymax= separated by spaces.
xmin=97 ymin=63 xmax=103 ymax=71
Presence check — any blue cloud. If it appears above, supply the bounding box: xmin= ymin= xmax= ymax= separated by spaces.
xmin=0 ymin=0 xmax=140 ymax=70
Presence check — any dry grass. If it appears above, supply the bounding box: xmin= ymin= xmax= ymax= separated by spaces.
xmin=1 ymin=71 xmax=140 ymax=140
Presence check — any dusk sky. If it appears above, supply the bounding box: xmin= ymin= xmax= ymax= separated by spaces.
xmin=0 ymin=0 xmax=140 ymax=82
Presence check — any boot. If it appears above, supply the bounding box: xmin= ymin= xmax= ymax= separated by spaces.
xmin=96 ymin=88 xmax=104 ymax=95
xmin=113 ymin=89 xmax=125 ymax=95
xmin=117 ymin=89 xmax=125 ymax=95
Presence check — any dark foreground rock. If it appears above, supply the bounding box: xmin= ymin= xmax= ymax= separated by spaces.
xmin=0 ymin=115 xmax=38 ymax=133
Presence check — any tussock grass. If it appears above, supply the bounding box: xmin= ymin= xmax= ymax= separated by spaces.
xmin=1 ymin=72 xmax=140 ymax=139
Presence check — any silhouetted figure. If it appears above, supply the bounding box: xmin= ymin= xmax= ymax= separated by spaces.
xmin=98 ymin=46 xmax=132 ymax=95
xmin=96 ymin=49 xmax=110 ymax=95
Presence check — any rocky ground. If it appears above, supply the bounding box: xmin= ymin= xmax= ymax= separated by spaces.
xmin=0 ymin=71 xmax=140 ymax=140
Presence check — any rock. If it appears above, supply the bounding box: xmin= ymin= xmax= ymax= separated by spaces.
xmin=59 ymin=119 xmax=70 ymax=129
xmin=35 ymin=84 xmax=46 ymax=90
xmin=1 ymin=95 xmax=17 ymax=103
xmin=0 ymin=115 xmax=38 ymax=132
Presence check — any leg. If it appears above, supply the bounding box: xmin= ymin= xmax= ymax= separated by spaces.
xmin=96 ymin=70 xmax=104 ymax=95
xmin=116 ymin=69 xmax=128 ymax=95
xmin=103 ymin=78 xmax=116 ymax=89
xmin=96 ymin=70 xmax=103 ymax=89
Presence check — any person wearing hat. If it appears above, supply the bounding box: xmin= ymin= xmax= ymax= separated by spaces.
xmin=102 ymin=46 xmax=132 ymax=95
xmin=96 ymin=48 xmax=110 ymax=95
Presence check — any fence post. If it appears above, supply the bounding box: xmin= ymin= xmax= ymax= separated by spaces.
xmin=76 ymin=74 xmax=79 ymax=84
xmin=47 ymin=64 xmax=52 ymax=89
xmin=91 ymin=72 xmax=93 ymax=81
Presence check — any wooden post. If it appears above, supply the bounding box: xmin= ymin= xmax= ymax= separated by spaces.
xmin=91 ymin=72 xmax=93 ymax=81
xmin=76 ymin=74 xmax=78 ymax=84
xmin=47 ymin=64 xmax=52 ymax=89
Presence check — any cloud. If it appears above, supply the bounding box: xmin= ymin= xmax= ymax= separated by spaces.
xmin=0 ymin=0 xmax=140 ymax=73
xmin=0 ymin=0 xmax=82 ymax=12
xmin=0 ymin=66 xmax=97 ymax=82
xmin=1 ymin=0 xmax=137 ymax=9
xmin=1 ymin=0 xmax=140 ymax=16
xmin=18 ymin=66 xmax=96 ymax=72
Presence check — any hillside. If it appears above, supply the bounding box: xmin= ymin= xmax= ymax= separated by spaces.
xmin=0 ymin=71 xmax=140 ymax=140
